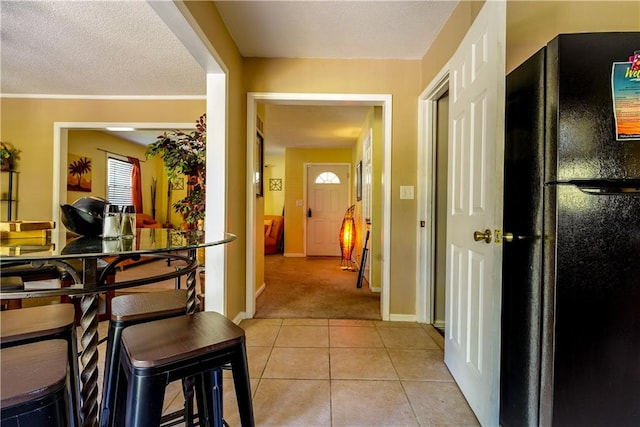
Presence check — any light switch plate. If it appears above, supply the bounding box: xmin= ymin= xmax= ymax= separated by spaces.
xmin=400 ymin=186 xmax=414 ymax=200
xmin=296 ymin=199 xmax=303 ymax=207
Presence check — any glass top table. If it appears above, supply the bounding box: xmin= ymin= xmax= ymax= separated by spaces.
xmin=0 ymin=228 xmax=236 ymax=427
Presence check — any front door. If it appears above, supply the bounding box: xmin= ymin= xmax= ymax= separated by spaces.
xmin=444 ymin=1 xmax=505 ymax=426
xmin=306 ymin=164 xmax=350 ymax=256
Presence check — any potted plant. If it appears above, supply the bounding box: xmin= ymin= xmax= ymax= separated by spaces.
xmin=145 ymin=114 xmax=206 ymax=228
xmin=0 ymin=142 xmax=20 ymax=171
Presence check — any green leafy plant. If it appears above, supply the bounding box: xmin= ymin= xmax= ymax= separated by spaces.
xmin=0 ymin=142 xmax=20 ymax=170
xmin=146 ymin=114 xmax=206 ymax=226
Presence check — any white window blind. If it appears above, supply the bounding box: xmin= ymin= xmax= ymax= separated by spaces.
xmin=107 ymin=157 xmax=132 ymax=205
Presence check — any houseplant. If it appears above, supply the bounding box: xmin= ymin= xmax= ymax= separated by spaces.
xmin=145 ymin=114 xmax=206 ymax=227
xmin=0 ymin=142 xmax=20 ymax=171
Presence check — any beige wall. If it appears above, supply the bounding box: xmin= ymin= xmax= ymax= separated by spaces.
xmin=420 ymin=1 xmax=485 ymax=88
xmin=245 ymin=58 xmax=421 ymax=314
xmin=184 ymin=0 xmax=247 ymax=318
xmin=506 ymin=1 xmax=640 ymax=73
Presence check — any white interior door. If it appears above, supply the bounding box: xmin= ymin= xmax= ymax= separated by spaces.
xmin=444 ymin=1 xmax=505 ymax=426
xmin=306 ymin=164 xmax=349 ymax=256
xmin=362 ymin=130 xmax=373 ymax=283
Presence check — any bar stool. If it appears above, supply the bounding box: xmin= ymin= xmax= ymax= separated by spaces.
xmin=0 ymin=303 xmax=80 ymax=427
xmin=100 ymin=289 xmax=190 ymax=427
xmin=1 ymin=340 xmax=71 ymax=426
xmin=0 ymin=276 xmax=24 ymax=310
xmin=114 ymin=311 xmax=254 ymax=427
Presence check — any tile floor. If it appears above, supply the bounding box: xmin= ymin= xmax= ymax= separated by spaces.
xmin=134 ymin=318 xmax=480 ymax=426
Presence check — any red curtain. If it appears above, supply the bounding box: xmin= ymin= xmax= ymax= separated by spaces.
xmin=128 ymin=157 xmax=143 ymax=213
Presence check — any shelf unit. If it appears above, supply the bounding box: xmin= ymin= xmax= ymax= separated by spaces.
xmin=1 ymin=170 xmax=18 ymax=220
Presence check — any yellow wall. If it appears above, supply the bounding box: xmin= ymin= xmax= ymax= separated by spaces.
xmin=350 ymin=106 xmax=383 ymax=290
xmin=264 ymin=152 xmax=286 ymax=216
xmin=283 ymin=147 xmax=354 ymax=255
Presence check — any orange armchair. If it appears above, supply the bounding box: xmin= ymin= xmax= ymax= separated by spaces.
xmin=264 ymin=215 xmax=284 ymax=254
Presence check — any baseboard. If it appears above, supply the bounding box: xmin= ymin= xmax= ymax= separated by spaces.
xmin=389 ymin=313 xmax=417 ymax=322
xmin=283 ymin=252 xmax=305 ymax=257
xmin=369 ymin=286 xmax=381 ymax=293
xmin=433 ymin=320 xmax=445 ymax=329
xmin=256 ymin=282 xmax=266 ymax=298
xmin=232 ymin=312 xmax=246 ymax=324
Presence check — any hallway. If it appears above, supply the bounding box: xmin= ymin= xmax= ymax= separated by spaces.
xmin=257 ymin=255 xmax=380 ymax=319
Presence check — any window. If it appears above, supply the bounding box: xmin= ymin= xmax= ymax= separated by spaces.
xmin=106 ymin=157 xmax=132 ymax=205
xmin=314 ymin=172 xmax=340 ymax=184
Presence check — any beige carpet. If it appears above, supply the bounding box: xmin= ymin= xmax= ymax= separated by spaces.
xmin=255 ymin=255 xmax=381 ymax=320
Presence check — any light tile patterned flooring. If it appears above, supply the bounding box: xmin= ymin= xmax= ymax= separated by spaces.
xmin=114 ymin=317 xmax=479 ymax=426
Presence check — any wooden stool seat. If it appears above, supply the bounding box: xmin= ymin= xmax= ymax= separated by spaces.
xmin=0 ymin=276 xmax=24 ymax=290
xmin=115 ymin=311 xmax=254 ymax=427
xmin=0 ymin=303 xmax=80 ymax=427
xmin=1 ymin=340 xmax=70 ymax=426
xmin=0 ymin=276 xmax=24 ymax=310
xmin=0 ymin=303 xmax=75 ymax=345
xmin=111 ymin=289 xmax=188 ymax=322
xmin=101 ymin=290 xmax=189 ymax=427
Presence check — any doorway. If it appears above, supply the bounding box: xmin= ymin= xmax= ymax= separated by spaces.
xmin=417 ymin=68 xmax=449 ymax=325
xmin=246 ymin=93 xmax=393 ymax=320
xmin=432 ymin=91 xmax=449 ymax=335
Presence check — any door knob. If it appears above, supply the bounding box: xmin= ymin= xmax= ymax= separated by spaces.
xmin=473 ymin=229 xmax=492 ymax=244
xmin=503 ymin=232 xmax=514 ymax=243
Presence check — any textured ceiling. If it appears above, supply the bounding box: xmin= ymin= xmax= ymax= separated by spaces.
xmin=1 ymin=0 xmax=457 ymax=151
xmin=215 ymin=1 xmax=457 ymax=59
xmin=0 ymin=1 xmax=205 ymax=96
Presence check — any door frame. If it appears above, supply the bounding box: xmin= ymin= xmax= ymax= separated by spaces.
xmin=246 ymin=92 xmax=392 ymax=320
xmin=417 ymin=65 xmax=450 ymax=324
xmin=304 ymin=162 xmax=351 ymax=257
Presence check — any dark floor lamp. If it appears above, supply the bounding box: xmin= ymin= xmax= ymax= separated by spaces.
xmin=339 ymin=205 xmax=356 ymax=270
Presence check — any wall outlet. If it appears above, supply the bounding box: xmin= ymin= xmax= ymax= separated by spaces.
xmin=296 ymin=199 xmax=303 ymax=207
xmin=400 ymin=186 xmax=414 ymax=200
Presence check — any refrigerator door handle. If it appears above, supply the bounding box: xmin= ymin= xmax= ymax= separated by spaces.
xmin=545 ymin=179 xmax=640 ymax=195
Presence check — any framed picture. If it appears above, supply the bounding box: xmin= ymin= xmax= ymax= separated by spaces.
xmin=269 ymin=178 xmax=282 ymax=191
xmin=356 ymin=161 xmax=362 ymax=201
xmin=255 ymin=132 xmax=264 ymax=197
xmin=170 ymin=177 xmax=184 ymax=190
xmin=67 ymin=153 xmax=92 ymax=192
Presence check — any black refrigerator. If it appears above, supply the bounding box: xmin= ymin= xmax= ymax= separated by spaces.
xmin=501 ymin=33 xmax=640 ymax=427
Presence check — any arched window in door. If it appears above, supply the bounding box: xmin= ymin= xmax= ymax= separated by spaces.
xmin=314 ymin=171 xmax=341 ymax=184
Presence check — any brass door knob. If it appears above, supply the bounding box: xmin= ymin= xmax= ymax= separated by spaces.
xmin=473 ymin=229 xmax=492 ymax=244
xmin=503 ymin=232 xmax=514 ymax=243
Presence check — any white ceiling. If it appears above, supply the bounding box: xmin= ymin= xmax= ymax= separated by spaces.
xmin=1 ymin=0 xmax=457 ymax=152
xmin=215 ymin=1 xmax=457 ymax=59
